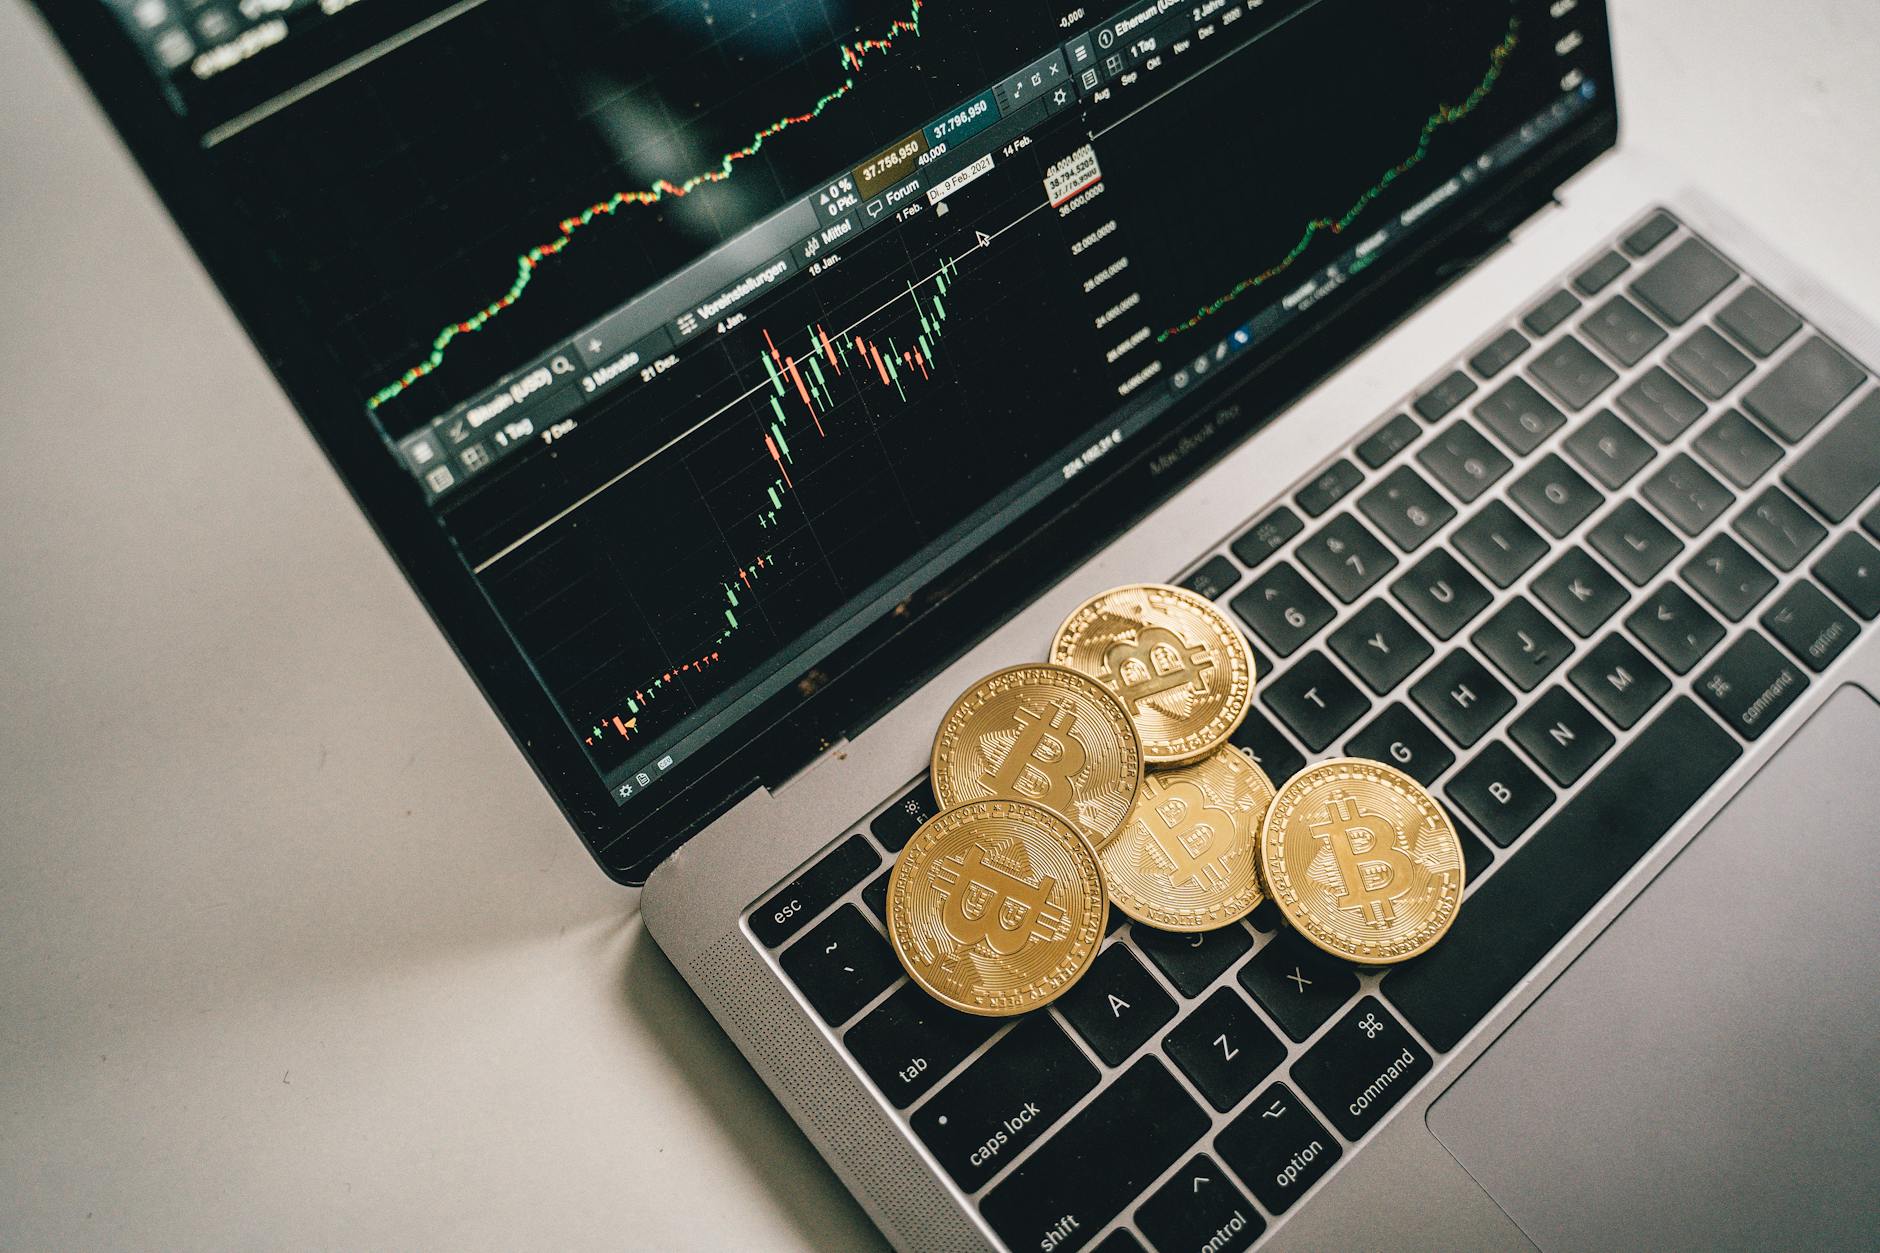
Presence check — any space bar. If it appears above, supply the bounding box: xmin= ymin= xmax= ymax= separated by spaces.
xmin=1384 ymin=697 xmax=1740 ymax=1052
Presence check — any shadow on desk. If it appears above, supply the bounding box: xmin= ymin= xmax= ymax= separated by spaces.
xmin=619 ymin=920 xmax=891 ymax=1251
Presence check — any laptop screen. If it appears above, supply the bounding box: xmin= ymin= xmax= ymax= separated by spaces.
xmin=63 ymin=0 xmax=1609 ymax=874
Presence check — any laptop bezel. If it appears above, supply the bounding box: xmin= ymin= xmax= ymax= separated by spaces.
xmin=28 ymin=0 xmax=1618 ymax=883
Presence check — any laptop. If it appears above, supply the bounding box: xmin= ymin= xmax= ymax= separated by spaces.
xmin=34 ymin=0 xmax=1880 ymax=1246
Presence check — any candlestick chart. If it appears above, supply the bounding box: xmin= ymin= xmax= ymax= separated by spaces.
xmin=566 ymin=257 xmax=960 ymax=760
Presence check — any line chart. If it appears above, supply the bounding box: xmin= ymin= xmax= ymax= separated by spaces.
xmin=1158 ymin=15 xmax=1519 ymax=342
xmin=366 ymin=0 xmax=930 ymax=411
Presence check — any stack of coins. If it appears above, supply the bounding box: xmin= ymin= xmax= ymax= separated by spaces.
xmin=887 ymin=584 xmax=1467 ymax=1016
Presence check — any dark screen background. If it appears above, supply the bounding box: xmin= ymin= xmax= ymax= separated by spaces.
xmin=179 ymin=0 xmax=1597 ymax=796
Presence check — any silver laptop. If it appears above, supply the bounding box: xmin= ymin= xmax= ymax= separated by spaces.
xmin=36 ymin=0 xmax=1880 ymax=1246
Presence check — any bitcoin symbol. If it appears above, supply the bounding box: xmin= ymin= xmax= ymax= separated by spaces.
xmin=979 ymin=701 xmax=1088 ymax=818
xmin=1136 ymin=776 xmax=1237 ymax=891
xmin=1311 ymin=792 xmax=1420 ymax=926
xmin=1100 ymin=626 xmax=1213 ymax=712
xmin=932 ymin=846 xmax=1067 ymax=957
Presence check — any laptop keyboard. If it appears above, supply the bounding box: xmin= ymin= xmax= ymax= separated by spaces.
xmin=740 ymin=209 xmax=1880 ymax=1251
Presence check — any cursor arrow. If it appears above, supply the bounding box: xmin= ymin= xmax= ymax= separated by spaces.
xmin=975 ymin=230 xmax=992 ymax=248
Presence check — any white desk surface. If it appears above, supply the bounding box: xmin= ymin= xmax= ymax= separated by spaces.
xmin=4 ymin=2 xmax=1877 ymax=1247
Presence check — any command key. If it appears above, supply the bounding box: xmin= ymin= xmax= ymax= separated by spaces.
xmin=1290 ymin=997 xmax=1430 ymax=1140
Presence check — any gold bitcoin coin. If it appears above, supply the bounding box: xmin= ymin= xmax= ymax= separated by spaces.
xmin=1102 ymin=746 xmax=1276 ymax=932
xmin=931 ymin=663 xmax=1143 ymax=849
xmin=1050 ymin=583 xmax=1255 ymax=765
xmin=1256 ymin=758 xmax=1465 ymax=965
xmin=886 ymin=798 xmax=1107 ymax=1015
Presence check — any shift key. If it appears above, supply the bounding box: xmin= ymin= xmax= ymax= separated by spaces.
xmin=980 ymin=1057 xmax=1208 ymax=1253
xmin=911 ymin=1016 xmax=1097 ymax=1192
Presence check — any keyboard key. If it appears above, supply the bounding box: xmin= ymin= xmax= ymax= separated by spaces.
xmin=1417 ymin=419 xmax=1511 ymax=503
xmin=1763 ymin=580 xmax=1859 ymax=672
xmin=1181 ymin=554 xmax=1241 ymax=601
xmin=1621 ymin=211 xmax=1676 ymax=257
xmin=862 ymin=869 xmax=890 ymax=923
xmin=1231 ymin=563 xmax=1334 ymax=658
xmin=1230 ymin=505 xmax=1303 ymax=569
xmin=1693 ymin=410 xmax=1783 ymax=488
xmin=1588 ymin=499 xmax=1684 ymax=585
xmin=1452 ymin=499 xmax=1546 ymax=588
xmin=1643 ymin=453 xmax=1735 ymax=536
xmin=1163 ymin=989 xmax=1286 ymax=1112
xmin=1134 ymin=923 xmax=1254 ymax=1000
xmin=1573 ymin=250 xmax=1630 ymax=296
xmin=1617 ymin=366 xmax=1707 ymax=443
xmin=845 ymin=982 xmax=998 ymax=1110
xmin=1530 ymin=335 xmax=1620 ymax=411
xmin=1355 ymin=413 xmax=1421 ymax=469
xmin=1472 ymin=596 xmax=1572 ymax=691
xmin=913 ymin=1020 xmax=1095 ymax=1194
xmin=1783 ymin=391 xmax=1880 ymax=523
xmin=1296 ymin=459 xmax=1365 ymax=517
xmin=1056 ymin=944 xmax=1177 ymax=1066
xmin=1468 ymin=817 xmax=1504 ymax=887
xmin=1523 ymin=288 xmax=1581 ymax=336
xmin=1564 ymin=408 xmax=1655 ymax=490
xmin=1716 ymin=285 xmax=1802 ymax=358
xmin=1743 ymin=335 xmax=1866 ymax=442
xmin=1814 ymin=531 xmax=1880 ymax=619
xmin=1581 ymin=294 xmax=1665 ymax=366
xmin=1630 ymin=235 xmax=1738 ymax=326
xmin=1468 ymin=327 xmax=1530 ymax=378
xmin=1533 ymin=546 xmax=1628 ymax=635
xmin=1291 ymin=998 xmax=1431 ymax=1139
xmin=1570 ymin=632 xmax=1671 ymax=729
xmin=1475 ymin=377 xmax=1567 ymax=456
xmin=1413 ymin=370 xmax=1478 ymax=423
xmin=1734 ymin=486 xmax=1826 ymax=571
xmin=1667 ymin=325 xmax=1753 ymax=400
xmin=1215 ymin=1083 xmax=1342 ymax=1216
xmin=1510 ymin=687 xmax=1615 ymax=786
xmin=1683 ymin=534 xmax=1776 ymax=621
xmin=1695 ymin=631 xmax=1808 ymax=741
xmin=1628 ymin=582 xmax=1725 ymax=673
xmin=1228 ymin=707 xmax=1305 ymax=787
xmin=1297 ymin=513 xmax=1397 ymax=603
xmin=1384 ymin=698 xmax=1740 ymax=1051
xmin=1392 ymin=549 xmax=1492 ymax=639
xmin=979 ymin=1057 xmax=1208 ymax=1253
xmin=1264 ymin=651 xmax=1369 ymax=751
xmin=1358 ymin=465 xmax=1455 ymax=552
xmin=870 ymin=780 xmax=938 ymax=854
xmin=1346 ymin=702 xmax=1454 ymax=786
xmin=1410 ymin=650 xmax=1515 ymax=748
xmin=1329 ymin=599 xmax=1433 ymax=694
xmin=1868 ymin=502 xmax=1880 ymax=541
xmin=1509 ymin=454 xmax=1601 ymax=538
xmin=779 ymin=905 xmax=900 ymax=1026
xmin=1448 ymin=742 xmax=1554 ymax=846
xmin=1136 ymin=1156 xmax=1263 ymax=1253
xmin=1237 ymin=928 xmax=1360 ymax=1042
xmin=752 ymin=835 xmax=880 ymax=947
